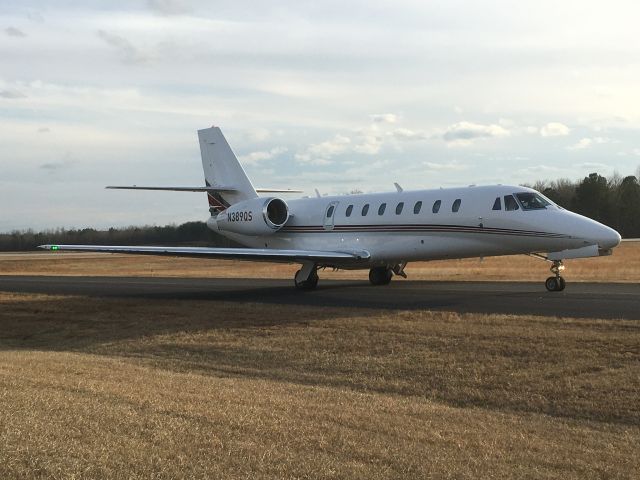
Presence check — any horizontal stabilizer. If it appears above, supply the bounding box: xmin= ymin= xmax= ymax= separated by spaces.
xmin=106 ymin=186 xmax=302 ymax=193
xmin=39 ymin=244 xmax=370 ymax=264
xmin=256 ymin=188 xmax=303 ymax=193
xmin=106 ymin=185 xmax=237 ymax=192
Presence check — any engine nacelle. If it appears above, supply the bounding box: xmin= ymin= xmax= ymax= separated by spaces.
xmin=215 ymin=197 xmax=289 ymax=236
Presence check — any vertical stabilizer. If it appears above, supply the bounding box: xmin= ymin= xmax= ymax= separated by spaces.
xmin=198 ymin=126 xmax=258 ymax=213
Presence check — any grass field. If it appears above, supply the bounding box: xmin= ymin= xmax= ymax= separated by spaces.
xmin=1 ymin=291 xmax=639 ymax=479
xmin=1 ymin=241 xmax=639 ymax=283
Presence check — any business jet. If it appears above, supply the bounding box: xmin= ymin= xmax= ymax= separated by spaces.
xmin=40 ymin=126 xmax=622 ymax=291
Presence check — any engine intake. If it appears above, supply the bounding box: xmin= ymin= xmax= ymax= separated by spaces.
xmin=264 ymin=198 xmax=288 ymax=228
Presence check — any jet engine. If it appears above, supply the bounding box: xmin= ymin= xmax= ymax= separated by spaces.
xmin=214 ymin=197 xmax=290 ymax=235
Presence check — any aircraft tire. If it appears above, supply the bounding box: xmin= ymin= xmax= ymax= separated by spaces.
xmin=545 ymin=276 xmax=565 ymax=292
xmin=369 ymin=267 xmax=393 ymax=286
xmin=558 ymin=276 xmax=566 ymax=291
xmin=294 ymin=269 xmax=319 ymax=290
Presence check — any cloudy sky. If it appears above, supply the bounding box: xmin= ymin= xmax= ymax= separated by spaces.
xmin=1 ymin=0 xmax=639 ymax=231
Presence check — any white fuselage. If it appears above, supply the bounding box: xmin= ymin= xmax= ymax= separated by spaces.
xmin=209 ymin=184 xmax=621 ymax=268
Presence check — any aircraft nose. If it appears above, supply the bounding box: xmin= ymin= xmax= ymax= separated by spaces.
xmin=595 ymin=224 xmax=622 ymax=249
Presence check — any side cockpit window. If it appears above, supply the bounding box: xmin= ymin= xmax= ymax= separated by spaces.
xmin=504 ymin=195 xmax=519 ymax=211
xmin=515 ymin=192 xmax=551 ymax=210
xmin=492 ymin=197 xmax=501 ymax=210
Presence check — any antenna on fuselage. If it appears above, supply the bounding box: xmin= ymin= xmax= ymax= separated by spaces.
xmin=314 ymin=189 xmax=321 ymax=198
xmin=394 ymin=182 xmax=403 ymax=193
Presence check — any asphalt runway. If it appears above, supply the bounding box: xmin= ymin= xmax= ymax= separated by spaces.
xmin=1 ymin=275 xmax=639 ymax=319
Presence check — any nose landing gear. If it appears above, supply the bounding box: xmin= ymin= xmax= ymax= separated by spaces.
xmin=545 ymin=260 xmax=566 ymax=292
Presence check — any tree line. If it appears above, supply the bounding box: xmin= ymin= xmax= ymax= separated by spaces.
xmin=2 ymin=170 xmax=639 ymax=251
xmin=0 ymin=221 xmax=238 ymax=252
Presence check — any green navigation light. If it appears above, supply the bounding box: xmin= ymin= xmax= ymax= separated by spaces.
xmin=51 ymin=245 xmax=59 ymax=251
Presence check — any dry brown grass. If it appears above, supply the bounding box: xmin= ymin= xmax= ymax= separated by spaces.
xmin=2 ymin=241 xmax=639 ymax=282
xmin=0 ymin=292 xmax=638 ymax=478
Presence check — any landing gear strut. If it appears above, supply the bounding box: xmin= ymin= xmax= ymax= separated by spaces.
xmin=545 ymin=260 xmax=566 ymax=292
xmin=294 ymin=262 xmax=319 ymax=290
xmin=369 ymin=267 xmax=393 ymax=286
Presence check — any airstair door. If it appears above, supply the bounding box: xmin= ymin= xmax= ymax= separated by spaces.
xmin=323 ymin=202 xmax=339 ymax=231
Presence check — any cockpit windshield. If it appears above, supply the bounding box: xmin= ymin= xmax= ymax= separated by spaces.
xmin=515 ymin=192 xmax=552 ymax=210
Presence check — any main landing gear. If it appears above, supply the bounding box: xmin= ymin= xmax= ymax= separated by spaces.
xmin=545 ymin=260 xmax=566 ymax=292
xmin=294 ymin=263 xmax=407 ymax=290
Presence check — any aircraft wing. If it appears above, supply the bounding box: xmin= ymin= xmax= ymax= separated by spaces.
xmin=38 ymin=244 xmax=370 ymax=264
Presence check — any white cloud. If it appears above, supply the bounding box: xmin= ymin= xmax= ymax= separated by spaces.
xmin=540 ymin=122 xmax=570 ymax=137
xmin=442 ymin=121 xmax=509 ymax=145
xmin=390 ymin=128 xmax=429 ymax=141
xmin=517 ymin=165 xmax=567 ymax=176
xmin=294 ymin=122 xmax=425 ymax=163
xmin=573 ymin=162 xmax=608 ymax=170
xmin=239 ymin=146 xmax=287 ymax=165
xmin=498 ymin=118 xmax=515 ymax=128
xmin=295 ymin=134 xmax=351 ymax=165
xmin=353 ymin=134 xmax=382 ymax=155
xmin=567 ymin=137 xmax=609 ymax=150
xmin=423 ymin=161 xmax=468 ymax=171
xmin=370 ymin=113 xmax=398 ymax=124
xmin=245 ymin=128 xmax=271 ymax=142
xmin=568 ymin=138 xmax=593 ymax=150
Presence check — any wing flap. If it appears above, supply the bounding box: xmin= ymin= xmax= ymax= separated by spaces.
xmin=38 ymin=244 xmax=370 ymax=264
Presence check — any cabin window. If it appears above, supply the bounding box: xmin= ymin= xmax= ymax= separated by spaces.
xmin=378 ymin=203 xmax=387 ymax=215
xmin=504 ymin=195 xmax=519 ymax=211
xmin=452 ymin=199 xmax=461 ymax=212
xmin=432 ymin=200 xmax=441 ymax=213
xmin=326 ymin=205 xmax=335 ymax=218
xmin=396 ymin=202 xmax=404 ymax=215
xmin=362 ymin=204 xmax=370 ymax=216
xmin=492 ymin=197 xmax=501 ymax=210
xmin=346 ymin=205 xmax=353 ymax=217
xmin=515 ymin=192 xmax=551 ymax=210
xmin=414 ymin=201 xmax=422 ymax=214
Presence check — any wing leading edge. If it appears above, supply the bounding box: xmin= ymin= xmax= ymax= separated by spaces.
xmin=38 ymin=244 xmax=370 ymax=264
